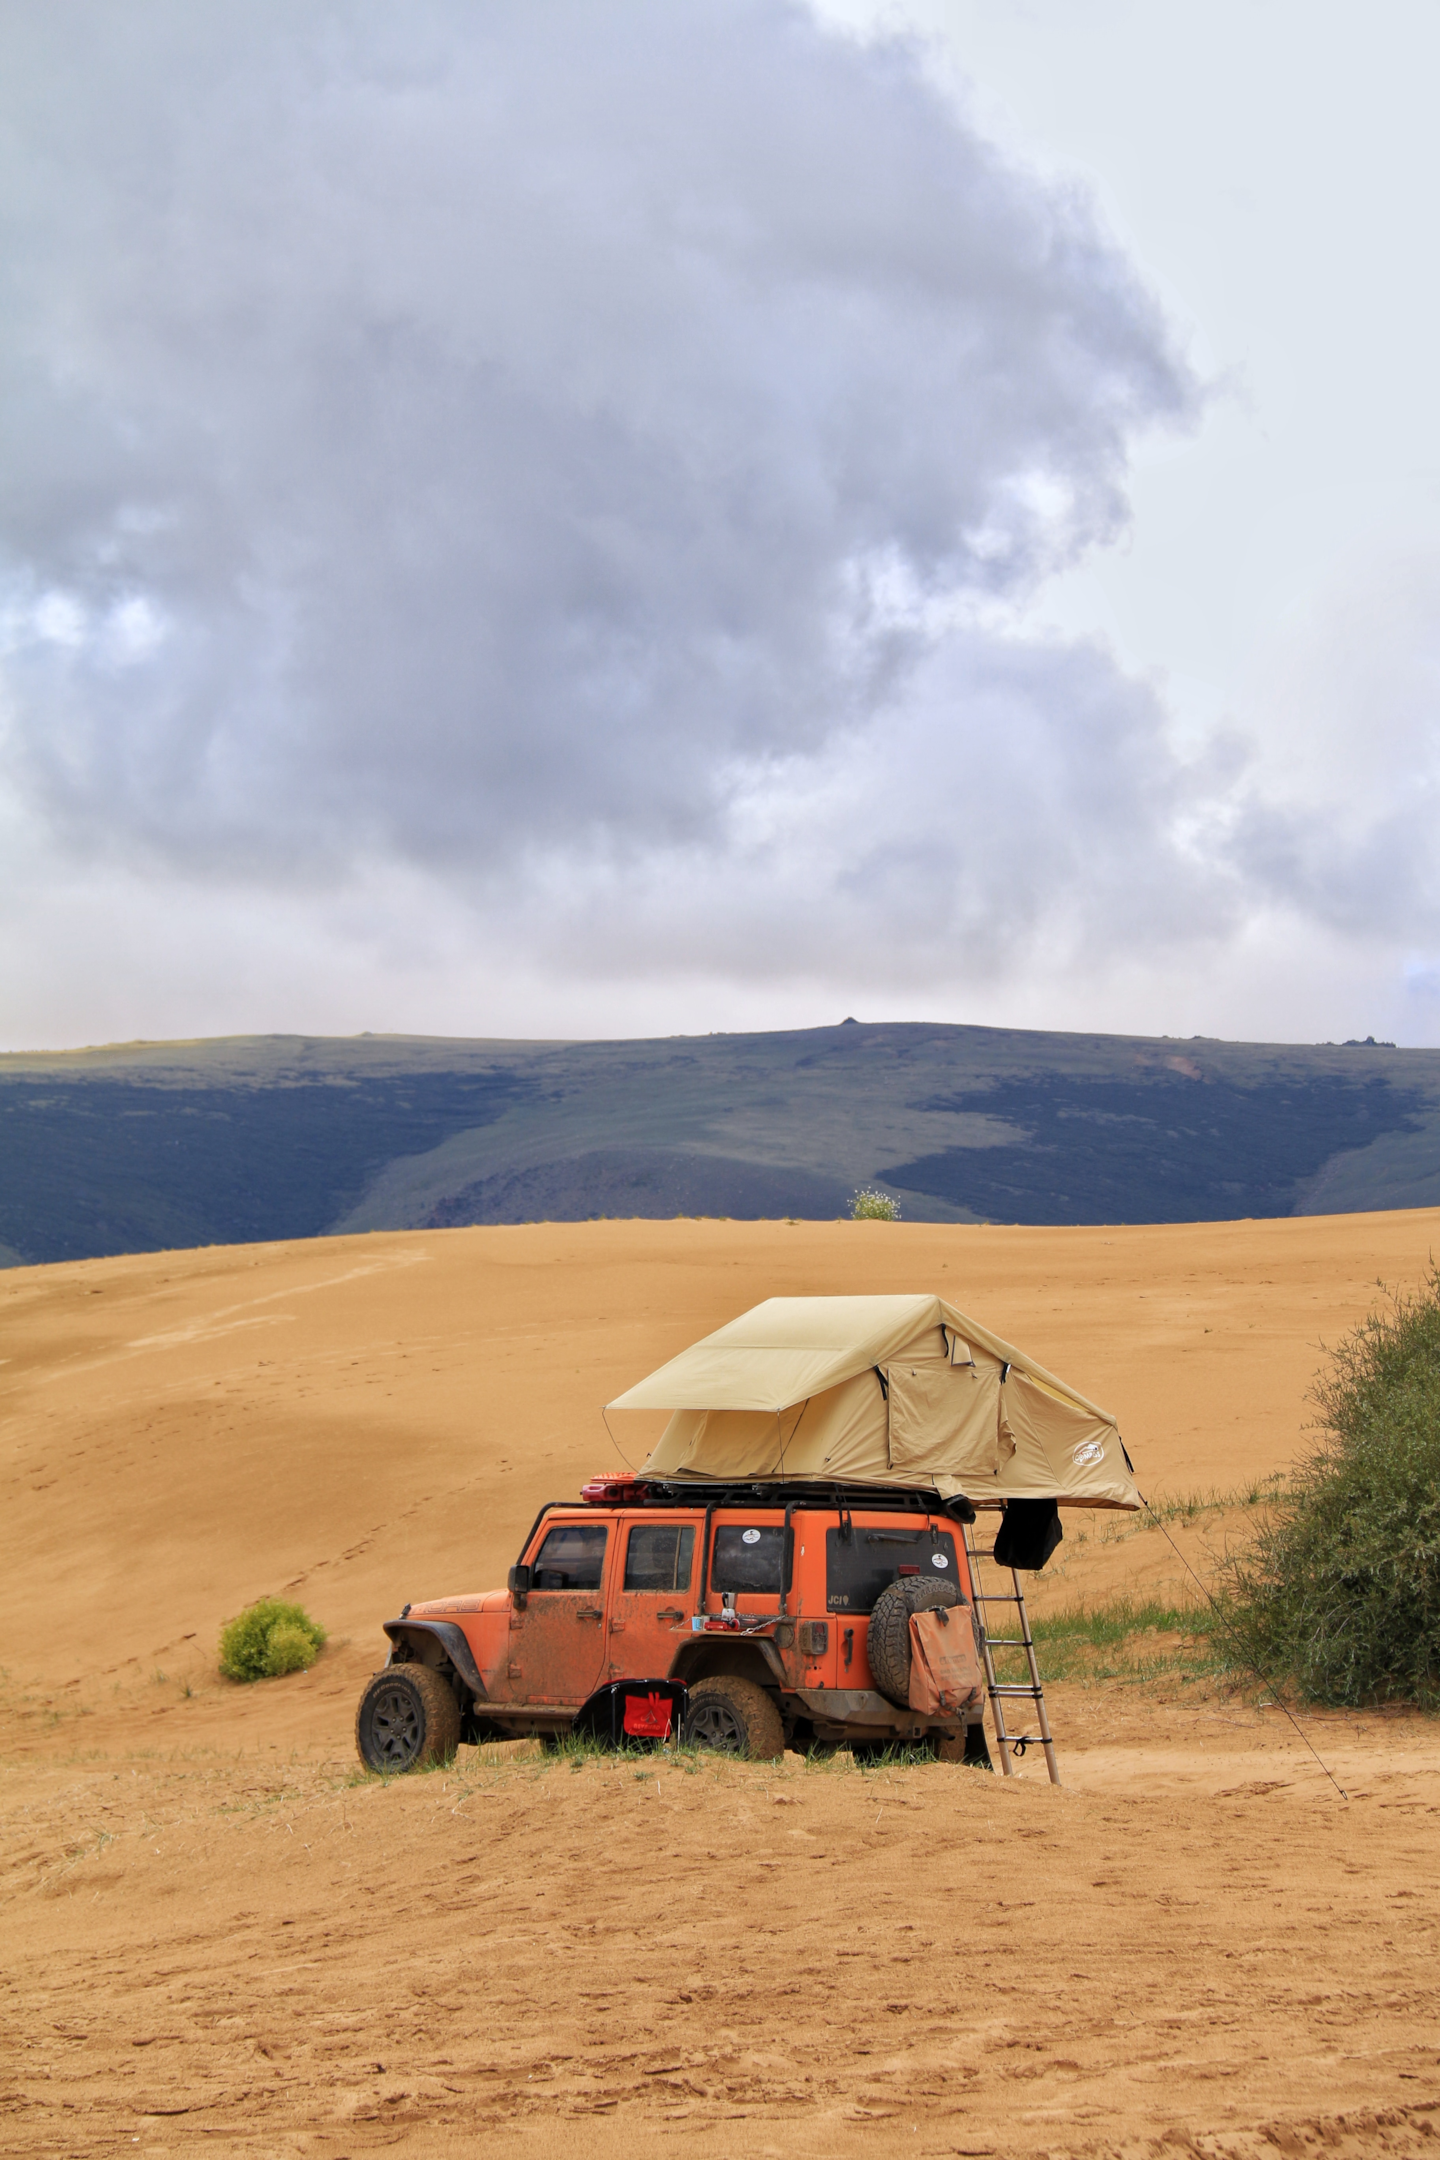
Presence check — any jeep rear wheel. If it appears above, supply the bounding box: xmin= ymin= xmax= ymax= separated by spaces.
xmin=355 ymin=1663 xmax=461 ymax=1774
xmin=682 ymin=1675 xmax=784 ymax=1761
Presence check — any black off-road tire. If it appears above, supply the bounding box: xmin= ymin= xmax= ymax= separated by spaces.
xmin=962 ymin=1720 xmax=994 ymax=1770
xmin=866 ymin=1575 xmax=963 ymax=1708
xmin=355 ymin=1662 xmax=462 ymax=1774
xmin=935 ymin=1724 xmax=992 ymax=1767
xmin=682 ymin=1675 xmax=784 ymax=1761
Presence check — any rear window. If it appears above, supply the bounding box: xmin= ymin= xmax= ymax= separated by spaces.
xmin=825 ymin=1524 xmax=958 ymax=1613
xmin=624 ymin=1522 xmax=696 ymax=1592
xmin=712 ymin=1523 xmax=789 ymax=1595
xmin=533 ymin=1522 xmax=608 ymax=1590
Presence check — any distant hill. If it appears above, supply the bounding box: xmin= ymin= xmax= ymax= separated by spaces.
xmin=2 ymin=1020 xmax=1438 ymax=1265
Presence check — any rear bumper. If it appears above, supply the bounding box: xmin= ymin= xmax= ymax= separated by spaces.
xmin=792 ymin=1686 xmax=982 ymax=1740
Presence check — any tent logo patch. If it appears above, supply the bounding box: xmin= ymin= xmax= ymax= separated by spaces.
xmin=741 ymin=1528 xmax=761 ymax=1544
xmin=1072 ymin=1440 xmax=1105 ymax=1466
xmin=931 ymin=1552 xmax=949 ymax=1568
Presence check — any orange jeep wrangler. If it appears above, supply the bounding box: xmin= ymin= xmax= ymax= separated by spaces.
xmin=355 ymin=1477 xmax=994 ymax=1769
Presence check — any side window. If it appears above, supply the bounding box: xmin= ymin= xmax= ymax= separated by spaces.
xmin=623 ymin=1523 xmax=696 ymax=1592
xmin=712 ymin=1523 xmax=788 ymax=1594
xmin=532 ymin=1522 xmax=608 ymax=1590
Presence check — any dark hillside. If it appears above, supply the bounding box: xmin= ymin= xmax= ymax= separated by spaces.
xmin=0 ymin=1065 xmax=528 ymax=1263
xmin=2 ymin=1022 xmax=1438 ymax=1263
xmin=886 ymin=1069 xmax=1426 ymax=1226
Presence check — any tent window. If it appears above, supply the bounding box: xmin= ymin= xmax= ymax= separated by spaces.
xmin=712 ymin=1524 xmax=789 ymax=1594
xmin=825 ymin=1527 xmax=958 ymax=1614
xmin=624 ymin=1523 xmax=696 ymax=1592
xmin=532 ymin=1522 xmax=608 ymax=1591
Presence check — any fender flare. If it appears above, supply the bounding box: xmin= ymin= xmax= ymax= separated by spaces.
xmin=383 ymin=1619 xmax=487 ymax=1701
xmin=669 ymin=1635 xmax=787 ymax=1691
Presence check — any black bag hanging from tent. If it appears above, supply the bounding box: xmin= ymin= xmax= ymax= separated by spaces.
xmin=993 ymin=1497 xmax=1063 ymax=1571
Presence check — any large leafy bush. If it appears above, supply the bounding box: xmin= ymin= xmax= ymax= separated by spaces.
xmin=219 ymin=1597 xmax=328 ymax=1682
xmin=1222 ymin=1263 xmax=1440 ymax=1705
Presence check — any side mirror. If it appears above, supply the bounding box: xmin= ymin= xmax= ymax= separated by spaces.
xmin=508 ymin=1564 xmax=532 ymax=1608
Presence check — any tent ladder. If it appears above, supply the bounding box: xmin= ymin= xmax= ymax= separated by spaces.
xmin=962 ymin=1522 xmax=1061 ymax=1787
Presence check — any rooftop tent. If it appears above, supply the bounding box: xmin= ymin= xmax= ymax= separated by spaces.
xmin=608 ymin=1293 xmax=1139 ymax=1509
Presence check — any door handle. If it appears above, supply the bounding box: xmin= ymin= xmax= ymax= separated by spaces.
xmin=576 ymin=1607 xmax=603 ymax=1622
xmin=657 ymin=1608 xmax=685 ymax=1623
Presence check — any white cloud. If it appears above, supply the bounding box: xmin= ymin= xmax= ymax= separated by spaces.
xmin=0 ymin=0 xmax=1211 ymax=987
xmin=3 ymin=0 xmax=1430 ymax=1049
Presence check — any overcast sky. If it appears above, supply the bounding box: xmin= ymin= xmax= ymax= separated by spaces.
xmin=2 ymin=0 xmax=1437 ymax=1051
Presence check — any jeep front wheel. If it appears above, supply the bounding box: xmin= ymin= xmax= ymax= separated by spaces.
xmin=355 ymin=1663 xmax=461 ymax=1774
xmin=682 ymin=1676 xmax=784 ymax=1761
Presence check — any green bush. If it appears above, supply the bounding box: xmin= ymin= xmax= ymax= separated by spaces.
xmin=851 ymin=1187 xmax=900 ymax=1221
xmin=1220 ymin=1262 xmax=1440 ymax=1706
xmin=263 ymin=1622 xmax=317 ymax=1676
xmin=218 ymin=1597 xmax=328 ymax=1683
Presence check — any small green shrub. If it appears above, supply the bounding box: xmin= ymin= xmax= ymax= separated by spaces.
xmin=851 ymin=1187 xmax=900 ymax=1221
xmin=263 ymin=1622 xmax=317 ymax=1676
xmin=218 ymin=1598 xmax=327 ymax=1683
xmin=1220 ymin=1262 xmax=1440 ymax=1707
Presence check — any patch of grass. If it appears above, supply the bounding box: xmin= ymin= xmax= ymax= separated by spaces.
xmin=1063 ymin=1481 xmax=1292 ymax=1557
xmin=851 ymin=1742 xmax=948 ymax=1770
xmin=990 ymin=1595 xmax=1220 ymax=1686
xmin=218 ymin=1598 xmax=327 ymax=1683
xmin=1142 ymin=1476 xmax=1290 ymax=1523
xmin=1219 ymin=1262 xmax=1440 ymax=1707
xmin=1034 ymin=1595 xmax=1205 ymax=1645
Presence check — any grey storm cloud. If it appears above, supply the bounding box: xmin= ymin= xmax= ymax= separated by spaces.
xmin=0 ymin=0 xmax=1219 ymax=981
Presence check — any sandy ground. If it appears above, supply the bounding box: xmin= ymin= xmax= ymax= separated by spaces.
xmin=4 ymin=1212 xmax=1440 ymax=2157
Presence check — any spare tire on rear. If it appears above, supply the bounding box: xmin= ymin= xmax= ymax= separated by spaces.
xmin=867 ymin=1575 xmax=963 ymax=1707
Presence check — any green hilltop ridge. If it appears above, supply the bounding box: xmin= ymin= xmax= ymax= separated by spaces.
xmin=1 ymin=1020 xmax=1438 ymax=1266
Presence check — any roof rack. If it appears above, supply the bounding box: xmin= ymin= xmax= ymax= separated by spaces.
xmin=617 ymin=1477 xmax=978 ymax=1522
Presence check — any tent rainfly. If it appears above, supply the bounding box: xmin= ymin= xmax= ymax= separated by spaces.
xmin=608 ymin=1294 xmax=1139 ymax=1509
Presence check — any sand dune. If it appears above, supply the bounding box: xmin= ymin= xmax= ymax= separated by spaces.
xmin=4 ymin=1212 xmax=1440 ymax=2156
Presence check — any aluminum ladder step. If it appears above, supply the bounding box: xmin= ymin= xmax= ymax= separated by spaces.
xmin=963 ymin=1520 xmax=1061 ymax=1787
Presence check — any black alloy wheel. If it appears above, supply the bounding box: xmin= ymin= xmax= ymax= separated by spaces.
xmin=681 ymin=1675 xmax=784 ymax=1759
xmin=362 ymin=1673 xmax=425 ymax=1768
xmin=354 ymin=1662 xmax=462 ymax=1773
xmin=685 ymin=1693 xmax=748 ymax=1752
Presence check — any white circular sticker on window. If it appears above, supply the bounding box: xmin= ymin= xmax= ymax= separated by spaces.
xmin=931 ymin=1552 xmax=949 ymax=1568
xmin=1073 ymin=1440 xmax=1105 ymax=1466
xmin=741 ymin=1528 xmax=761 ymax=1544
